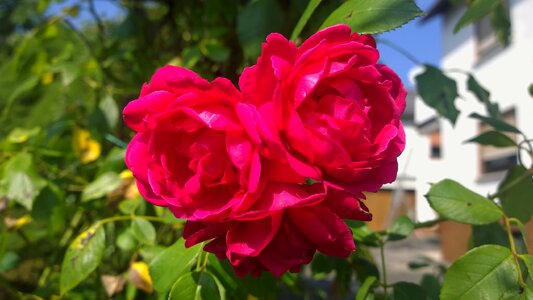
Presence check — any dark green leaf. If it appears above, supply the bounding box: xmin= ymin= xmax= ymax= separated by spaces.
xmin=454 ymin=0 xmax=499 ymax=33
xmin=237 ymin=0 xmax=284 ymax=60
xmin=498 ymin=165 xmax=533 ymax=223
xmin=198 ymin=272 xmax=221 ymax=300
xmin=1 ymin=152 xmax=46 ymax=210
xmin=356 ymin=276 xmax=377 ymax=300
xmin=387 ymin=215 xmax=415 ymax=241
xmin=320 ymin=0 xmax=422 ymax=34
xmin=0 ymin=251 xmax=20 ymax=272
xmin=528 ymin=83 xmax=533 ymax=98
xmin=440 ymin=245 xmax=520 ymax=299
xmin=149 ymin=238 xmax=202 ymax=293
xmin=207 ymin=254 xmax=238 ymax=295
xmin=420 ymin=274 xmax=440 ymax=300
xmin=393 ymin=282 xmax=428 ymax=300
xmin=469 ymin=113 xmax=521 ymax=134
xmin=490 ymin=2 xmax=511 ymax=47
xmin=131 ymin=218 xmax=156 ymax=245
xmin=291 ymin=0 xmax=322 ymax=41
xmin=347 ymin=220 xmax=380 ymax=246
xmin=521 ymin=255 xmax=533 ymax=284
xmin=416 ymin=65 xmax=460 ymax=125
xmin=465 ymin=131 xmax=516 ymax=147
xmin=81 ymin=172 xmax=121 ymax=202
xmin=425 ymin=179 xmax=503 ymax=225
xmin=471 ymin=222 xmax=509 ymax=248
xmin=168 ymin=272 xmax=199 ymax=300
xmin=60 ymin=225 xmax=106 ymax=295
xmin=466 ymin=75 xmax=499 ymax=117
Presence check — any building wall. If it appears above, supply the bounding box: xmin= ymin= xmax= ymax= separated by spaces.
xmin=414 ymin=0 xmax=533 ymax=222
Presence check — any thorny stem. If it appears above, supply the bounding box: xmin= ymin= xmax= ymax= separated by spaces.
xmin=503 ymin=216 xmax=526 ymax=289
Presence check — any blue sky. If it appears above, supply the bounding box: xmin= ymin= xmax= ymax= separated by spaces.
xmin=51 ymin=0 xmax=441 ymax=88
xmin=378 ymin=0 xmax=441 ymax=88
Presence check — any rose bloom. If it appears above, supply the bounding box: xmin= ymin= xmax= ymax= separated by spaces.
xmin=184 ymin=188 xmax=371 ymax=277
xmin=239 ymin=24 xmax=406 ymax=193
xmin=123 ymin=66 xmax=261 ymax=221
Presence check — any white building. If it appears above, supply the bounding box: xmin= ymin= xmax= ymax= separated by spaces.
xmin=406 ymin=0 xmax=533 ymax=222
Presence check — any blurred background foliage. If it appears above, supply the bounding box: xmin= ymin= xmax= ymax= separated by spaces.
xmin=0 ymin=0 xmax=358 ymax=299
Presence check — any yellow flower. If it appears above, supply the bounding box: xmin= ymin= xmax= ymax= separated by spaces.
xmin=72 ymin=127 xmax=101 ymax=164
xmin=129 ymin=261 xmax=153 ymax=293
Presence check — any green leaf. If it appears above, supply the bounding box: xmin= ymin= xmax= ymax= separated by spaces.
xmin=393 ymin=282 xmax=428 ymax=300
xmin=320 ymin=0 xmax=422 ymax=34
xmin=149 ymin=238 xmax=202 ymax=293
xmin=425 ymin=179 xmax=503 ymax=225
xmin=116 ymin=228 xmax=138 ymax=251
xmin=466 ymin=75 xmax=499 ymax=117
xmin=490 ymin=2 xmax=511 ymax=47
xmin=453 ymin=0 xmax=499 ymax=33
xmin=202 ymin=41 xmax=230 ymax=63
xmin=465 ymin=131 xmax=516 ymax=147
xmin=528 ymin=83 xmax=533 ymax=98
xmin=440 ymin=245 xmax=520 ymax=299
xmin=356 ymin=276 xmax=377 ymax=300
xmin=387 ymin=215 xmax=415 ymax=241
xmin=498 ymin=165 xmax=533 ymax=224
xmin=131 ymin=218 xmax=156 ymax=245
xmin=469 ymin=113 xmax=521 ymax=134
xmin=416 ymin=65 xmax=460 ymax=125
xmin=346 ymin=220 xmax=380 ymax=246
xmin=81 ymin=172 xmax=122 ymax=202
xmin=291 ymin=0 xmax=322 ymax=41
xmin=206 ymin=254 xmax=238 ymax=295
xmin=169 ymin=272 xmax=199 ymax=300
xmin=7 ymin=127 xmax=41 ymax=144
xmin=237 ymin=0 xmax=284 ymax=60
xmin=471 ymin=222 xmax=509 ymax=248
xmin=60 ymin=225 xmax=106 ymax=295
xmin=0 ymin=251 xmax=20 ymax=272
xmin=98 ymin=94 xmax=119 ymax=128
xmin=168 ymin=272 xmax=221 ymax=300
xmin=521 ymin=255 xmax=533 ymax=284
xmin=119 ymin=197 xmax=142 ymax=215
xmin=420 ymin=274 xmax=441 ymax=300
xmin=1 ymin=152 xmax=47 ymax=210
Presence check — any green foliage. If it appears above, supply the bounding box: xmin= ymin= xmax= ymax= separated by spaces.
xmin=169 ymin=272 xmax=221 ymax=300
xmin=149 ymin=239 xmax=202 ymax=293
xmin=498 ymin=165 xmax=533 ymax=224
xmin=387 ymin=215 xmax=415 ymax=241
xmin=416 ymin=65 xmax=460 ymax=125
xmin=393 ymin=281 xmax=428 ymax=300
xmin=465 ymin=131 xmax=516 ymax=147
xmin=425 ymin=179 xmax=503 ymax=225
xmin=466 ymin=74 xmax=499 ymax=117
xmin=440 ymin=245 xmax=520 ymax=299
xmin=320 ymin=0 xmax=422 ymax=34
xmin=60 ymin=225 xmax=105 ymax=295
xmin=454 ymin=0 xmax=500 ymax=33
xmin=469 ymin=113 xmax=521 ymax=134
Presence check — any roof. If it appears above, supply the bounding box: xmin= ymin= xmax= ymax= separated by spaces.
xmin=420 ymin=0 xmax=452 ymax=23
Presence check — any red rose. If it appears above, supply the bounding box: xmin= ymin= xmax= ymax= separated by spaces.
xmin=239 ymin=24 xmax=406 ymax=193
xmin=183 ymin=188 xmax=370 ymax=277
xmin=124 ymin=66 xmax=261 ymax=221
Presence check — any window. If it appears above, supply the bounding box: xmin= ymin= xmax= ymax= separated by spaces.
xmin=479 ymin=109 xmax=517 ymax=175
xmin=429 ymin=129 xmax=442 ymax=159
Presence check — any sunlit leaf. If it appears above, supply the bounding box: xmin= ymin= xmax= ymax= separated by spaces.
xmin=425 ymin=179 xmax=502 ymax=225
xmin=81 ymin=172 xmax=122 ymax=202
xmin=440 ymin=245 xmax=520 ymax=299
xmin=321 ymin=0 xmax=422 ymax=33
xmin=60 ymin=225 xmax=106 ymax=295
